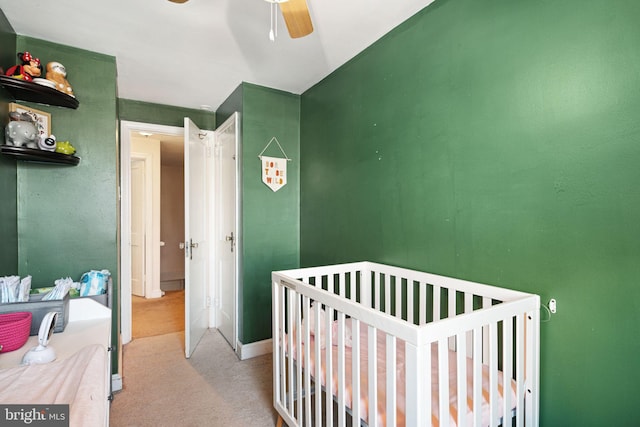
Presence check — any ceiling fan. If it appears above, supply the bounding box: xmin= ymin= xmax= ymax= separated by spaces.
xmin=168 ymin=0 xmax=313 ymax=39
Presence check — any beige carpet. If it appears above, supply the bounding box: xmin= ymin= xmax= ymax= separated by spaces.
xmin=110 ymin=329 xmax=278 ymax=427
xmin=132 ymin=290 xmax=185 ymax=338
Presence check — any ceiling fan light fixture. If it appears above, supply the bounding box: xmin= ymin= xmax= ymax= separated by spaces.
xmin=266 ymin=0 xmax=289 ymax=42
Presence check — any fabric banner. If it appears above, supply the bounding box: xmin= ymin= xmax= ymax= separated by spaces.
xmin=262 ymin=156 xmax=287 ymax=192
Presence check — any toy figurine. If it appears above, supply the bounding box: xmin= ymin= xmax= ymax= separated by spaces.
xmin=55 ymin=140 xmax=76 ymax=155
xmin=5 ymin=112 xmax=38 ymax=148
xmin=45 ymin=62 xmax=74 ymax=97
xmin=5 ymin=52 xmax=42 ymax=81
xmin=39 ymin=134 xmax=57 ymax=152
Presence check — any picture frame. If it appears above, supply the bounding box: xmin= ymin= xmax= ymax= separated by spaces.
xmin=8 ymin=102 xmax=51 ymax=140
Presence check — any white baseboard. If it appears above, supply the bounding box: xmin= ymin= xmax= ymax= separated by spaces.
xmin=147 ymin=289 xmax=164 ymax=299
xmin=237 ymin=338 xmax=272 ymax=360
xmin=112 ymin=373 xmax=123 ymax=392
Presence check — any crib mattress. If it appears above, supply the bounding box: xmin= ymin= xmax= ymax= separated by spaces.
xmin=287 ymin=326 xmax=517 ymax=427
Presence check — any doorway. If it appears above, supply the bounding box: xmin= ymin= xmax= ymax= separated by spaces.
xmin=120 ymin=118 xmax=240 ymax=357
xmin=130 ymin=133 xmax=186 ymax=339
xmin=121 ymin=121 xmax=186 ymax=345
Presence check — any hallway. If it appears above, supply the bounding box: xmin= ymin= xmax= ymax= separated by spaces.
xmin=132 ymin=290 xmax=184 ymax=338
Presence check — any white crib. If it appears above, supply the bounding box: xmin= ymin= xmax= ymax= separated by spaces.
xmin=272 ymin=262 xmax=539 ymax=427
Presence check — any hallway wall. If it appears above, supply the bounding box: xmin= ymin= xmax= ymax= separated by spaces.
xmin=160 ymin=160 xmax=185 ymax=290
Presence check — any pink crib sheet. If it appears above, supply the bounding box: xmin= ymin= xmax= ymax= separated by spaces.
xmin=287 ymin=325 xmax=517 ymax=427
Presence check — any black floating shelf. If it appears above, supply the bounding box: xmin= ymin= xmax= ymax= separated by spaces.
xmin=1 ymin=145 xmax=80 ymax=165
xmin=0 ymin=75 xmax=79 ymax=109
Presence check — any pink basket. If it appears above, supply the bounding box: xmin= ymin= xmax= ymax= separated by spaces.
xmin=0 ymin=312 xmax=32 ymax=353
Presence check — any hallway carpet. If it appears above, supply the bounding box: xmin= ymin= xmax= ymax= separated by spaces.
xmin=110 ymin=329 xmax=277 ymax=426
xmin=132 ymin=290 xmax=184 ymax=338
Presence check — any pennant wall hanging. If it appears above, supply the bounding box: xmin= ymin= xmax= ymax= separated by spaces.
xmin=258 ymin=137 xmax=291 ymax=192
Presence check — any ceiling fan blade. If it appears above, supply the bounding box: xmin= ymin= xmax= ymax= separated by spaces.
xmin=279 ymin=0 xmax=313 ymax=39
xmin=168 ymin=0 xmax=189 ymax=3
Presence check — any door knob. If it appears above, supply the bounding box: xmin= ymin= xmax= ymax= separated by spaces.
xmin=182 ymin=239 xmax=199 ymax=259
xmin=225 ymin=232 xmax=234 ymax=252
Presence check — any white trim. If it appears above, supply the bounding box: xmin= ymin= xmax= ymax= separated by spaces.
xmin=111 ymin=373 xmax=123 ymax=393
xmin=238 ymin=338 xmax=273 ymax=360
xmin=120 ymin=121 xmax=184 ymax=345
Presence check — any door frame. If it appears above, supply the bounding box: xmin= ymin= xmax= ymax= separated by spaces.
xmin=120 ymin=120 xmax=190 ymax=344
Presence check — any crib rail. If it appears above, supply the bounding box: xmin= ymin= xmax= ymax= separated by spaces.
xmin=273 ymin=262 xmax=540 ymax=427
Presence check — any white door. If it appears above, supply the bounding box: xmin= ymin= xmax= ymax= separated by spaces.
xmin=184 ymin=118 xmax=209 ymax=358
xmin=215 ymin=113 xmax=239 ymax=349
xmin=130 ymin=159 xmax=146 ymax=297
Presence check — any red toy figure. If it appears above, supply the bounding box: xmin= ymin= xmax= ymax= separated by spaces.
xmin=5 ymin=52 xmax=42 ymax=81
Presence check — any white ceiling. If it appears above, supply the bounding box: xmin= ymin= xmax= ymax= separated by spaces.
xmin=0 ymin=0 xmax=435 ymax=111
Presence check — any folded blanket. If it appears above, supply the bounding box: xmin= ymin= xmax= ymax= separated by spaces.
xmin=0 ymin=344 xmax=107 ymax=427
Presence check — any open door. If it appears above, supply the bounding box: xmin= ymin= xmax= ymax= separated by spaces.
xmin=184 ymin=118 xmax=210 ymax=358
xmin=214 ymin=113 xmax=239 ymax=350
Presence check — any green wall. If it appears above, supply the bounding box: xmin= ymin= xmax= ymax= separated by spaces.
xmin=12 ymin=36 xmax=120 ymax=372
xmin=300 ymin=0 xmax=640 ymax=425
xmin=118 ymin=98 xmax=215 ymax=130
xmin=218 ymin=83 xmax=300 ymax=343
xmin=15 ymin=36 xmax=118 ymax=288
xmin=216 ymin=84 xmax=242 ymax=127
xmin=0 ymin=8 xmax=17 ymax=274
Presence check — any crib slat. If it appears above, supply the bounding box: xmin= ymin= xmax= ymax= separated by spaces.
xmin=352 ymin=319 xmax=361 ymax=425
xmin=502 ymin=317 xmax=513 ymax=426
xmin=272 ymin=283 xmax=282 ymax=408
xmin=368 ymin=326 xmax=378 ymax=427
xmin=384 ymin=274 xmax=391 ymax=315
xmin=420 ymin=282 xmax=427 ymax=325
xmin=361 ymin=270 xmax=371 ymax=308
xmin=482 ymin=297 xmax=491 ymax=363
xmin=425 ymin=342 xmax=433 ymax=426
xmin=465 ymin=293 xmax=474 ymax=358
xmin=407 ymin=280 xmax=414 ymax=324
xmin=434 ymin=285 xmax=441 ymax=322
xmin=448 ymin=288 xmax=456 ymax=318
xmin=448 ymin=290 xmax=456 ymax=350
xmin=325 ymin=305 xmax=333 ymax=425
xmin=314 ymin=303 xmax=323 ymax=426
xmin=405 ymin=341 xmax=425 ymax=426
xmin=296 ymin=296 xmax=303 ymax=424
xmin=525 ymin=308 xmax=540 ymax=427
xmin=328 ymin=273 xmax=335 ymax=296
xmin=386 ymin=334 xmax=397 ymax=427
xmin=457 ymin=333 xmax=468 ymax=427
xmin=337 ymin=312 xmax=346 ymax=427
xmin=348 ymin=272 xmax=357 ymax=302
xmin=438 ymin=338 xmax=450 ymax=427
xmin=395 ymin=276 xmax=402 ymax=318
xmin=472 ymin=327 xmax=482 ymax=427
xmin=303 ymin=298 xmax=312 ymax=427
xmin=374 ymin=273 xmax=381 ymax=311
xmin=489 ymin=322 xmax=499 ymax=426
xmin=515 ymin=314 xmax=524 ymax=427
xmin=287 ymin=288 xmax=295 ymax=417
